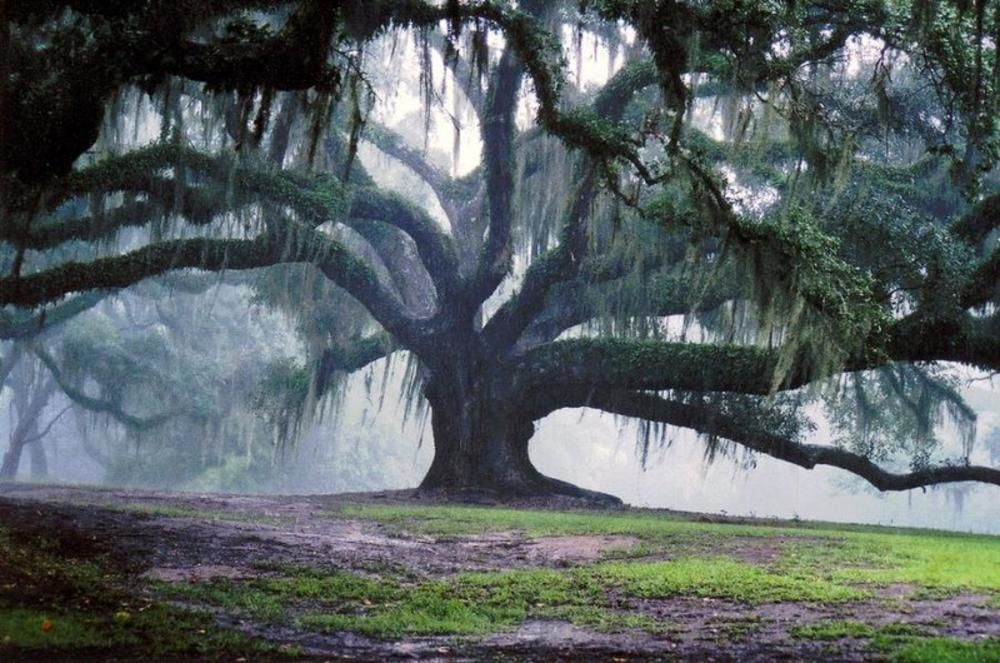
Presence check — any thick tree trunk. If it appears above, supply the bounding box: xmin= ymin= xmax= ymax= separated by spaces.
xmin=416 ymin=360 xmax=621 ymax=505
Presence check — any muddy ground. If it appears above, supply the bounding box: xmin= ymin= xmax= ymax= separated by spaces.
xmin=0 ymin=483 xmax=997 ymax=661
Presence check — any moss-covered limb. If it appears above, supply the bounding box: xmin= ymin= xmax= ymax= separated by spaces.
xmin=32 ymin=346 xmax=177 ymax=431
xmin=348 ymin=187 xmax=460 ymax=298
xmin=9 ymin=185 xmax=233 ymax=252
xmin=886 ymin=312 xmax=1000 ymax=372
xmin=0 ymin=237 xmax=277 ymax=308
xmin=516 ymin=273 xmax=740 ymax=352
xmin=961 ymin=247 xmax=999 ymax=309
xmin=592 ymin=59 xmax=658 ymax=120
xmin=0 ymin=292 xmax=107 ymax=340
xmin=481 ymin=53 xmax=665 ymax=350
xmin=952 ymin=191 xmax=1000 ymax=246
xmin=468 ymin=46 xmax=523 ymax=307
xmin=49 ymin=143 xmax=348 ymax=229
xmin=512 ymin=338 xmax=789 ymax=395
xmin=545 ymin=388 xmax=1000 ymax=491
xmin=312 ymin=333 xmax=397 ymax=394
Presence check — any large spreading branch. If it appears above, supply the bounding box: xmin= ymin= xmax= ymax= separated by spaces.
xmin=536 ymin=388 xmax=1000 ymax=491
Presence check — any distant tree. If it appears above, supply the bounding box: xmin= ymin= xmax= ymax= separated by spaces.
xmin=1 ymin=1 xmax=998 ymax=502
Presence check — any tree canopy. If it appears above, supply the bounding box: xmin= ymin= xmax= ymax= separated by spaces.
xmin=1 ymin=0 xmax=999 ymax=501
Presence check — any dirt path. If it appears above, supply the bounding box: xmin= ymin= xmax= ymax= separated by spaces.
xmin=1 ymin=483 xmax=997 ymax=661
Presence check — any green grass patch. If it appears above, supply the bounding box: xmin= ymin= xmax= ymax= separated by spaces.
xmin=790 ymin=620 xmax=999 ymax=662
xmin=295 ymin=556 xmax=861 ymax=639
xmin=887 ymin=636 xmax=1000 ymax=662
xmin=779 ymin=532 xmax=1000 ymax=594
xmin=594 ymin=557 xmax=864 ymax=603
xmin=161 ymin=565 xmax=397 ymax=624
xmin=332 ymin=504 xmax=803 ymax=541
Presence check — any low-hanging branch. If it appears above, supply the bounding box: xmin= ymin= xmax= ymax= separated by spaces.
xmin=554 ymin=388 xmax=1000 ymax=491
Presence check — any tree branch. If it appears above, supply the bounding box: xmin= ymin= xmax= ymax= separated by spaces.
xmin=348 ymin=186 xmax=460 ymax=300
xmin=541 ymin=388 xmax=1000 ymax=491
xmin=312 ymin=333 xmax=397 ymax=394
xmin=33 ymin=346 xmax=176 ymax=431
xmin=469 ymin=46 xmax=523 ymax=305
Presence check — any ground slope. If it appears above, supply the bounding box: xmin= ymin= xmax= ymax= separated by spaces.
xmin=0 ymin=484 xmax=997 ymax=661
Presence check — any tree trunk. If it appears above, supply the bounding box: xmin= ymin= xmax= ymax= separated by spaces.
xmin=28 ymin=429 xmax=48 ymax=478
xmin=0 ymin=432 xmax=26 ymax=480
xmin=416 ymin=359 xmax=621 ymax=505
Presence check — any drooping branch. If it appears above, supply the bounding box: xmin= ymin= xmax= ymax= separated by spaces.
xmin=32 ymin=346 xmax=176 ymax=431
xmin=542 ymin=388 xmax=1000 ymax=491
xmin=312 ymin=333 xmax=397 ymax=394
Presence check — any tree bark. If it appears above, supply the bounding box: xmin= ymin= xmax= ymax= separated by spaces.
xmin=416 ymin=346 xmax=621 ymax=505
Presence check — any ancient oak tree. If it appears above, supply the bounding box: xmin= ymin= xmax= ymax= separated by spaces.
xmin=2 ymin=1 xmax=999 ymax=501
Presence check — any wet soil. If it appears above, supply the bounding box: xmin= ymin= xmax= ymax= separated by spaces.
xmin=0 ymin=483 xmax=996 ymax=661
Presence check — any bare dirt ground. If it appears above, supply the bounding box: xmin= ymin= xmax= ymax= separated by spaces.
xmin=0 ymin=483 xmax=997 ymax=661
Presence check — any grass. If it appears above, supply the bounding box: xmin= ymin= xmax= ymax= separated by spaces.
xmin=175 ymin=556 xmax=864 ymax=639
xmin=887 ymin=636 xmax=1000 ymax=662
xmin=594 ymin=557 xmax=865 ymax=603
xmin=5 ymin=501 xmax=997 ymax=655
xmin=791 ymin=620 xmax=1000 ymax=662
xmin=331 ymin=503 xmax=805 ymax=541
xmin=338 ymin=504 xmax=1000 ymax=596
